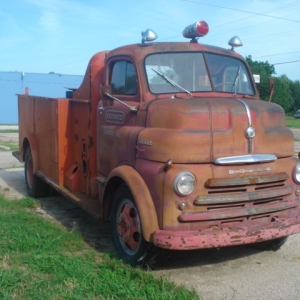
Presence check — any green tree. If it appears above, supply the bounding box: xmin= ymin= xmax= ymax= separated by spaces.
xmin=290 ymin=80 xmax=300 ymax=111
xmin=245 ymin=55 xmax=275 ymax=100
xmin=272 ymin=75 xmax=294 ymax=113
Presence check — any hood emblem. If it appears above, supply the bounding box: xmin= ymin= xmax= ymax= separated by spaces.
xmin=245 ymin=126 xmax=256 ymax=139
xmin=229 ymin=167 xmax=271 ymax=175
xmin=235 ymin=98 xmax=256 ymax=153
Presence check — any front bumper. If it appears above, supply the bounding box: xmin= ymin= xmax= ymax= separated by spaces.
xmin=153 ymin=217 xmax=300 ymax=250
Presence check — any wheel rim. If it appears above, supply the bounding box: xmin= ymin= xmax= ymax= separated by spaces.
xmin=26 ymin=156 xmax=34 ymax=189
xmin=116 ymin=198 xmax=141 ymax=255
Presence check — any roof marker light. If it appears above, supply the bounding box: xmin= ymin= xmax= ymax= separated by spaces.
xmin=182 ymin=21 xmax=209 ymax=43
xmin=141 ymin=29 xmax=157 ymax=44
xmin=228 ymin=36 xmax=243 ymax=51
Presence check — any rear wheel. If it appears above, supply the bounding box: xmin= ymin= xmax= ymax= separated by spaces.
xmin=24 ymin=147 xmax=49 ymax=197
xmin=110 ymin=185 xmax=157 ymax=267
xmin=252 ymin=236 xmax=288 ymax=251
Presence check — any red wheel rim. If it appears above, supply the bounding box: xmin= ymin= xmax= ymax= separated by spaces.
xmin=116 ymin=199 xmax=141 ymax=255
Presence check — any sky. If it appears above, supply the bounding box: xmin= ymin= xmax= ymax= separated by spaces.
xmin=1 ymin=0 xmax=300 ymax=80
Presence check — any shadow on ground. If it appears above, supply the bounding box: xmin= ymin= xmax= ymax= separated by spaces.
xmin=35 ymin=196 xmax=113 ymax=253
xmin=36 ymin=194 xmax=261 ymax=270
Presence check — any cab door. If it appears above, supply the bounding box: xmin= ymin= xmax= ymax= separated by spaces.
xmin=97 ymin=57 xmax=141 ymax=176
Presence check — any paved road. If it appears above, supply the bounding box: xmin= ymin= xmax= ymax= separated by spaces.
xmin=1 ymin=127 xmax=300 ymax=299
xmin=292 ymin=128 xmax=300 ymax=140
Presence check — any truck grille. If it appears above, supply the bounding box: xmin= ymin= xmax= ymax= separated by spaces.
xmin=179 ymin=172 xmax=298 ymax=227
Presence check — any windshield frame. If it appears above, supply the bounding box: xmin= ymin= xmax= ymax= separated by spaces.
xmin=144 ymin=51 xmax=255 ymax=96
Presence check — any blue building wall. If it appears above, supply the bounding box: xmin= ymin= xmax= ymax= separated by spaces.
xmin=0 ymin=72 xmax=84 ymax=124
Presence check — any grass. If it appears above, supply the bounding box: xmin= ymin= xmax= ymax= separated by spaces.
xmin=0 ymin=141 xmax=19 ymax=151
xmin=0 ymin=195 xmax=198 ymax=300
xmin=0 ymin=130 xmax=19 ymax=133
xmin=286 ymin=116 xmax=300 ymax=129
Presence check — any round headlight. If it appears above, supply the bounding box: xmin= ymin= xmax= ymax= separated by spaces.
xmin=174 ymin=172 xmax=196 ymax=196
xmin=293 ymin=163 xmax=300 ymax=183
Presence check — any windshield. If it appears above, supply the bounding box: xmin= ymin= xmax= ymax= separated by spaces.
xmin=145 ymin=52 xmax=255 ymax=95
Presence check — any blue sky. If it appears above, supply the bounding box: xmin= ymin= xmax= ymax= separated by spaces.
xmin=1 ymin=0 xmax=300 ymax=80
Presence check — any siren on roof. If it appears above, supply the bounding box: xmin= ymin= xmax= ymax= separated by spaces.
xmin=182 ymin=20 xmax=209 ymax=43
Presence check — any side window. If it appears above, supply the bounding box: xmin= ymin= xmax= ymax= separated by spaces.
xmin=110 ymin=61 xmax=137 ymax=95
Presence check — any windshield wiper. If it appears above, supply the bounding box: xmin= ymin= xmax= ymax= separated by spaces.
xmin=151 ymin=68 xmax=192 ymax=96
xmin=232 ymin=66 xmax=241 ymax=96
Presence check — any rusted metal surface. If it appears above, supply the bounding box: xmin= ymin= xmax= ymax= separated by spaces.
xmin=205 ymin=172 xmax=289 ymax=187
xmin=153 ymin=218 xmax=300 ymax=250
xmin=194 ymin=186 xmax=293 ymax=205
xmin=16 ymin=40 xmax=300 ymax=254
xmin=12 ymin=150 xmax=20 ymax=160
xmin=179 ymin=204 xmax=297 ymax=222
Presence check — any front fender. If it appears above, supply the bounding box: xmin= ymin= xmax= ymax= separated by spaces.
xmin=105 ymin=165 xmax=159 ymax=242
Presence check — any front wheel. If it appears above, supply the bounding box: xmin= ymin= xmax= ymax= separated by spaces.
xmin=24 ymin=147 xmax=49 ymax=197
xmin=110 ymin=185 xmax=157 ymax=267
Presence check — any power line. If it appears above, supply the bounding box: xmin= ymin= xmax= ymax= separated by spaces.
xmin=261 ymin=0 xmax=300 ymax=7
xmin=273 ymin=60 xmax=300 ymax=65
xmin=32 ymin=58 xmax=89 ymax=72
xmin=210 ymin=0 xmax=300 ymax=30
xmin=253 ymin=50 xmax=300 ymax=58
xmin=243 ymin=27 xmax=300 ymax=41
xmin=182 ymin=0 xmax=300 ymax=23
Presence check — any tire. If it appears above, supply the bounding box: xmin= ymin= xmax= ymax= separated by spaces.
xmin=252 ymin=236 xmax=288 ymax=251
xmin=110 ymin=185 xmax=158 ymax=267
xmin=24 ymin=147 xmax=49 ymax=198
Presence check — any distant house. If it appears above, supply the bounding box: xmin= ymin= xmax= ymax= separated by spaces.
xmin=0 ymin=71 xmax=83 ymax=124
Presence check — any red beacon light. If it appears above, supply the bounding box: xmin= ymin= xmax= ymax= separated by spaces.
xmin=182 ymin=20 xmax=209 ymax=43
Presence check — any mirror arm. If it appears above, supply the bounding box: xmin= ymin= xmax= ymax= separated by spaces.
xmin=105 ymin=93 xmax=138 ymax=112
xmin=268 ymin=85 xmax=274 ymax=102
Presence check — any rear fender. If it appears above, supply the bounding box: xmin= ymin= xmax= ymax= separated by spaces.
xmin=22 ymin=133 xmax=39 ymax=171
xmin=105 ymin=165 xmax=159 ymax=242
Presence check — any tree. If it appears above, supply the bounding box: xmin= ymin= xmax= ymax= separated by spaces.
xmin=245 ymin=55 xmax=275 ymax=100
xmin=272 ymin=75 xmax=294 ymax=113
xmin=290 ymin=80 xmax=300 ymax=111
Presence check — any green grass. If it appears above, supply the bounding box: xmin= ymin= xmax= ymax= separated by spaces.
xmin=286 ymin=116 xmax=300 ymax=128
xmin=0 ymin=195 xmax=198 ymax=300
xmin=0 ymin=130 xmax=19 ymax=133
xmin=0 ymin=141 xmax=19 ymax=151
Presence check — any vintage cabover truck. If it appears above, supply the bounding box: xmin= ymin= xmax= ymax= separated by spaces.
xmin=15 ymin=21 xmax=300 ymax=266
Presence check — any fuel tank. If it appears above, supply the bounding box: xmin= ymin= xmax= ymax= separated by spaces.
xmin=137 ymin=97 xmax=294 ymax=163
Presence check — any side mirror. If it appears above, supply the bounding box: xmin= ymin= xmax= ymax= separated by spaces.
xmin=268 ymin=78 xmax=275 ymax=102
xmin=100 ymin=85 xmax=113 ymax=106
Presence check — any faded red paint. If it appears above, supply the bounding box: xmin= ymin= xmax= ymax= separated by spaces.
xmin=154 ymin=218 xmax=300 ymax=250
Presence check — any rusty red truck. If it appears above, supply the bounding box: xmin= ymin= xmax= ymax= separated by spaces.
xmin=14 ymin=21 xmax=300 ymax=266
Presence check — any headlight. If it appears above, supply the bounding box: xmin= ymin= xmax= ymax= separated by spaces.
xmin=293 ymin=163 xmax=300 ymax=183
xmin=174 ymin=172 xmax=196 ymax=196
